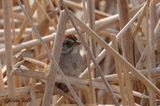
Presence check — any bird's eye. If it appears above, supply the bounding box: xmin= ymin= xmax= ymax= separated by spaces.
xmin=64 ymin=38 xmax=75 ymax=45
xmin=66 ymin=42 xmax=73 ymax=45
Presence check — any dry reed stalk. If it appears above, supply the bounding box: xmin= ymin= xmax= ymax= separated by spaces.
xmin=35 ymin=0 xmax=58 ymax=28
xmin=23 ymin=0 xmax=30 ymax=13
xmin=0 ymin=10 xmax=27 ymax=21
xmin=2 ymin=0 xmax=16 ymax=106
xmin=56 ymin=89 xmax=75 ymax=102
xmin=0 ymin=69 xmax=4 ymax=90
xmin=95 ymin=3 xmax=143 ymax=31
xmin=115 ymin=1 xmax=147 ymax=42
xmin=11 ymin=0 xmax=16 ymax=45
xmin=98 ymin=29 xmax=118 ymax=37
xmin=46 ymin=0 xmax=58 ymax=29
xmin=135 ymin=48 xmax=147 ymax=69
xmin=83 ymin=0 xmax=96 ymax=104
xmin=132 ymin=2 xmax=147 ymax=68
xmin=141 ymin=2 xmax=150 ymax=106
xmin=10 ymin=1 xmax=22 ymax=106
xmin=0 ymin=68 xmax=5 ymax=106
xmin=12 ymin=11 xmax=23 ymax=106
xmin=146 ymin=0 xmax=158 ymax=105
xmin=95 ymin=68 xmax=160 ymax=82
xmin=0 ymin=28 xmax=41 ymax=36
xmin=0 ymin=32 xmax=56 ymax=55
xmin=111 ymin=35 xmax=127 ymax=106
xmin=111 ymin=85 xmax=150 ymax=99
xmin=154 ymin=20 xmax=160 ymax=70
xmin=12 ymin=66 xmax=46 ymax=80
xmin=81 ymin=0 xmax=94 ymax=104
xmin=132 ymin=2 xmax=148 ymax=39
xmin=136 ymin=33 xmax=160 ymax=69
xmin=29 ymin=79 xmax=37 ymax=106
xmin=117 ymin=0 xmax=135 ymax=105
xmin=42 ymin=11 xmax=68 ymax=106
xmin=133 ymin=34 xmax=144 ymax=67
xmin=154 ymin=20 xmax=160 ymax=38
xmin=46 ymin=0 xmax=54 ymax=10
xmin=23 ymin=57 xmax=47 ymax=69
xmin=16 ymin=0 xmax=41 ymax=43
xmin=55 ymin=96 xmax=64 ymax=106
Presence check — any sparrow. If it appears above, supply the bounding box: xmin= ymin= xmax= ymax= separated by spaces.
xmin=56 ymin=34 xmax=84 ymax=92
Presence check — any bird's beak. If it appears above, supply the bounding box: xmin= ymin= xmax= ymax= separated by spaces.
xmin=74 ymin=41 xmax=81 ymax=45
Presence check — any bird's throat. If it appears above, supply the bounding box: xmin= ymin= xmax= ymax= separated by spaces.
xmin=61 ymin=47 xmax=74 ymax=54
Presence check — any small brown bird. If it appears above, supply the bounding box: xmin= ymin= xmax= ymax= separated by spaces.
xmin=59 ymin=34 xmax=82 ymax=77
xmin=56 ymin=34 xmax=84 ymax=92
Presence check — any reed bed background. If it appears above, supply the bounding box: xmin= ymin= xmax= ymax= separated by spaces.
xmin=0 ymin=0 xmax=160 ymax=105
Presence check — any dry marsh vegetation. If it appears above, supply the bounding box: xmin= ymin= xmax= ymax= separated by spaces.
xmin=0 ymin=0 xmax=160 ymax=106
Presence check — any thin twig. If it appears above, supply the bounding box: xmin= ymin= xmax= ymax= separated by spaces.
xmin=2 ymin=0 xmax=16 ymax=106
xmin=111 ymin=35 xmax=127 ymax=106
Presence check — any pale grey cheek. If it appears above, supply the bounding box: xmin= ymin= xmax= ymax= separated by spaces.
xmin=72 ymin=46 xmax=79 ymax=53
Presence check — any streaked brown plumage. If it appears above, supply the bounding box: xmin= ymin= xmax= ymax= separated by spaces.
xmin=56 ymin=34 xmax=83 ymax=92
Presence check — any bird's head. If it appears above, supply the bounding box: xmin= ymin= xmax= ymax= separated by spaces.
xmin=62 ymin=34 xmax=81 ymax=54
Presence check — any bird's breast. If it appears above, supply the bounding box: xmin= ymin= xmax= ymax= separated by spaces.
xmin=59 ymin=52 xmax=82 ymax=77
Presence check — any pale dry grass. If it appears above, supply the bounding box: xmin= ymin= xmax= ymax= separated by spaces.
xmin=0 ymin=0 xmax=160 ymax=106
